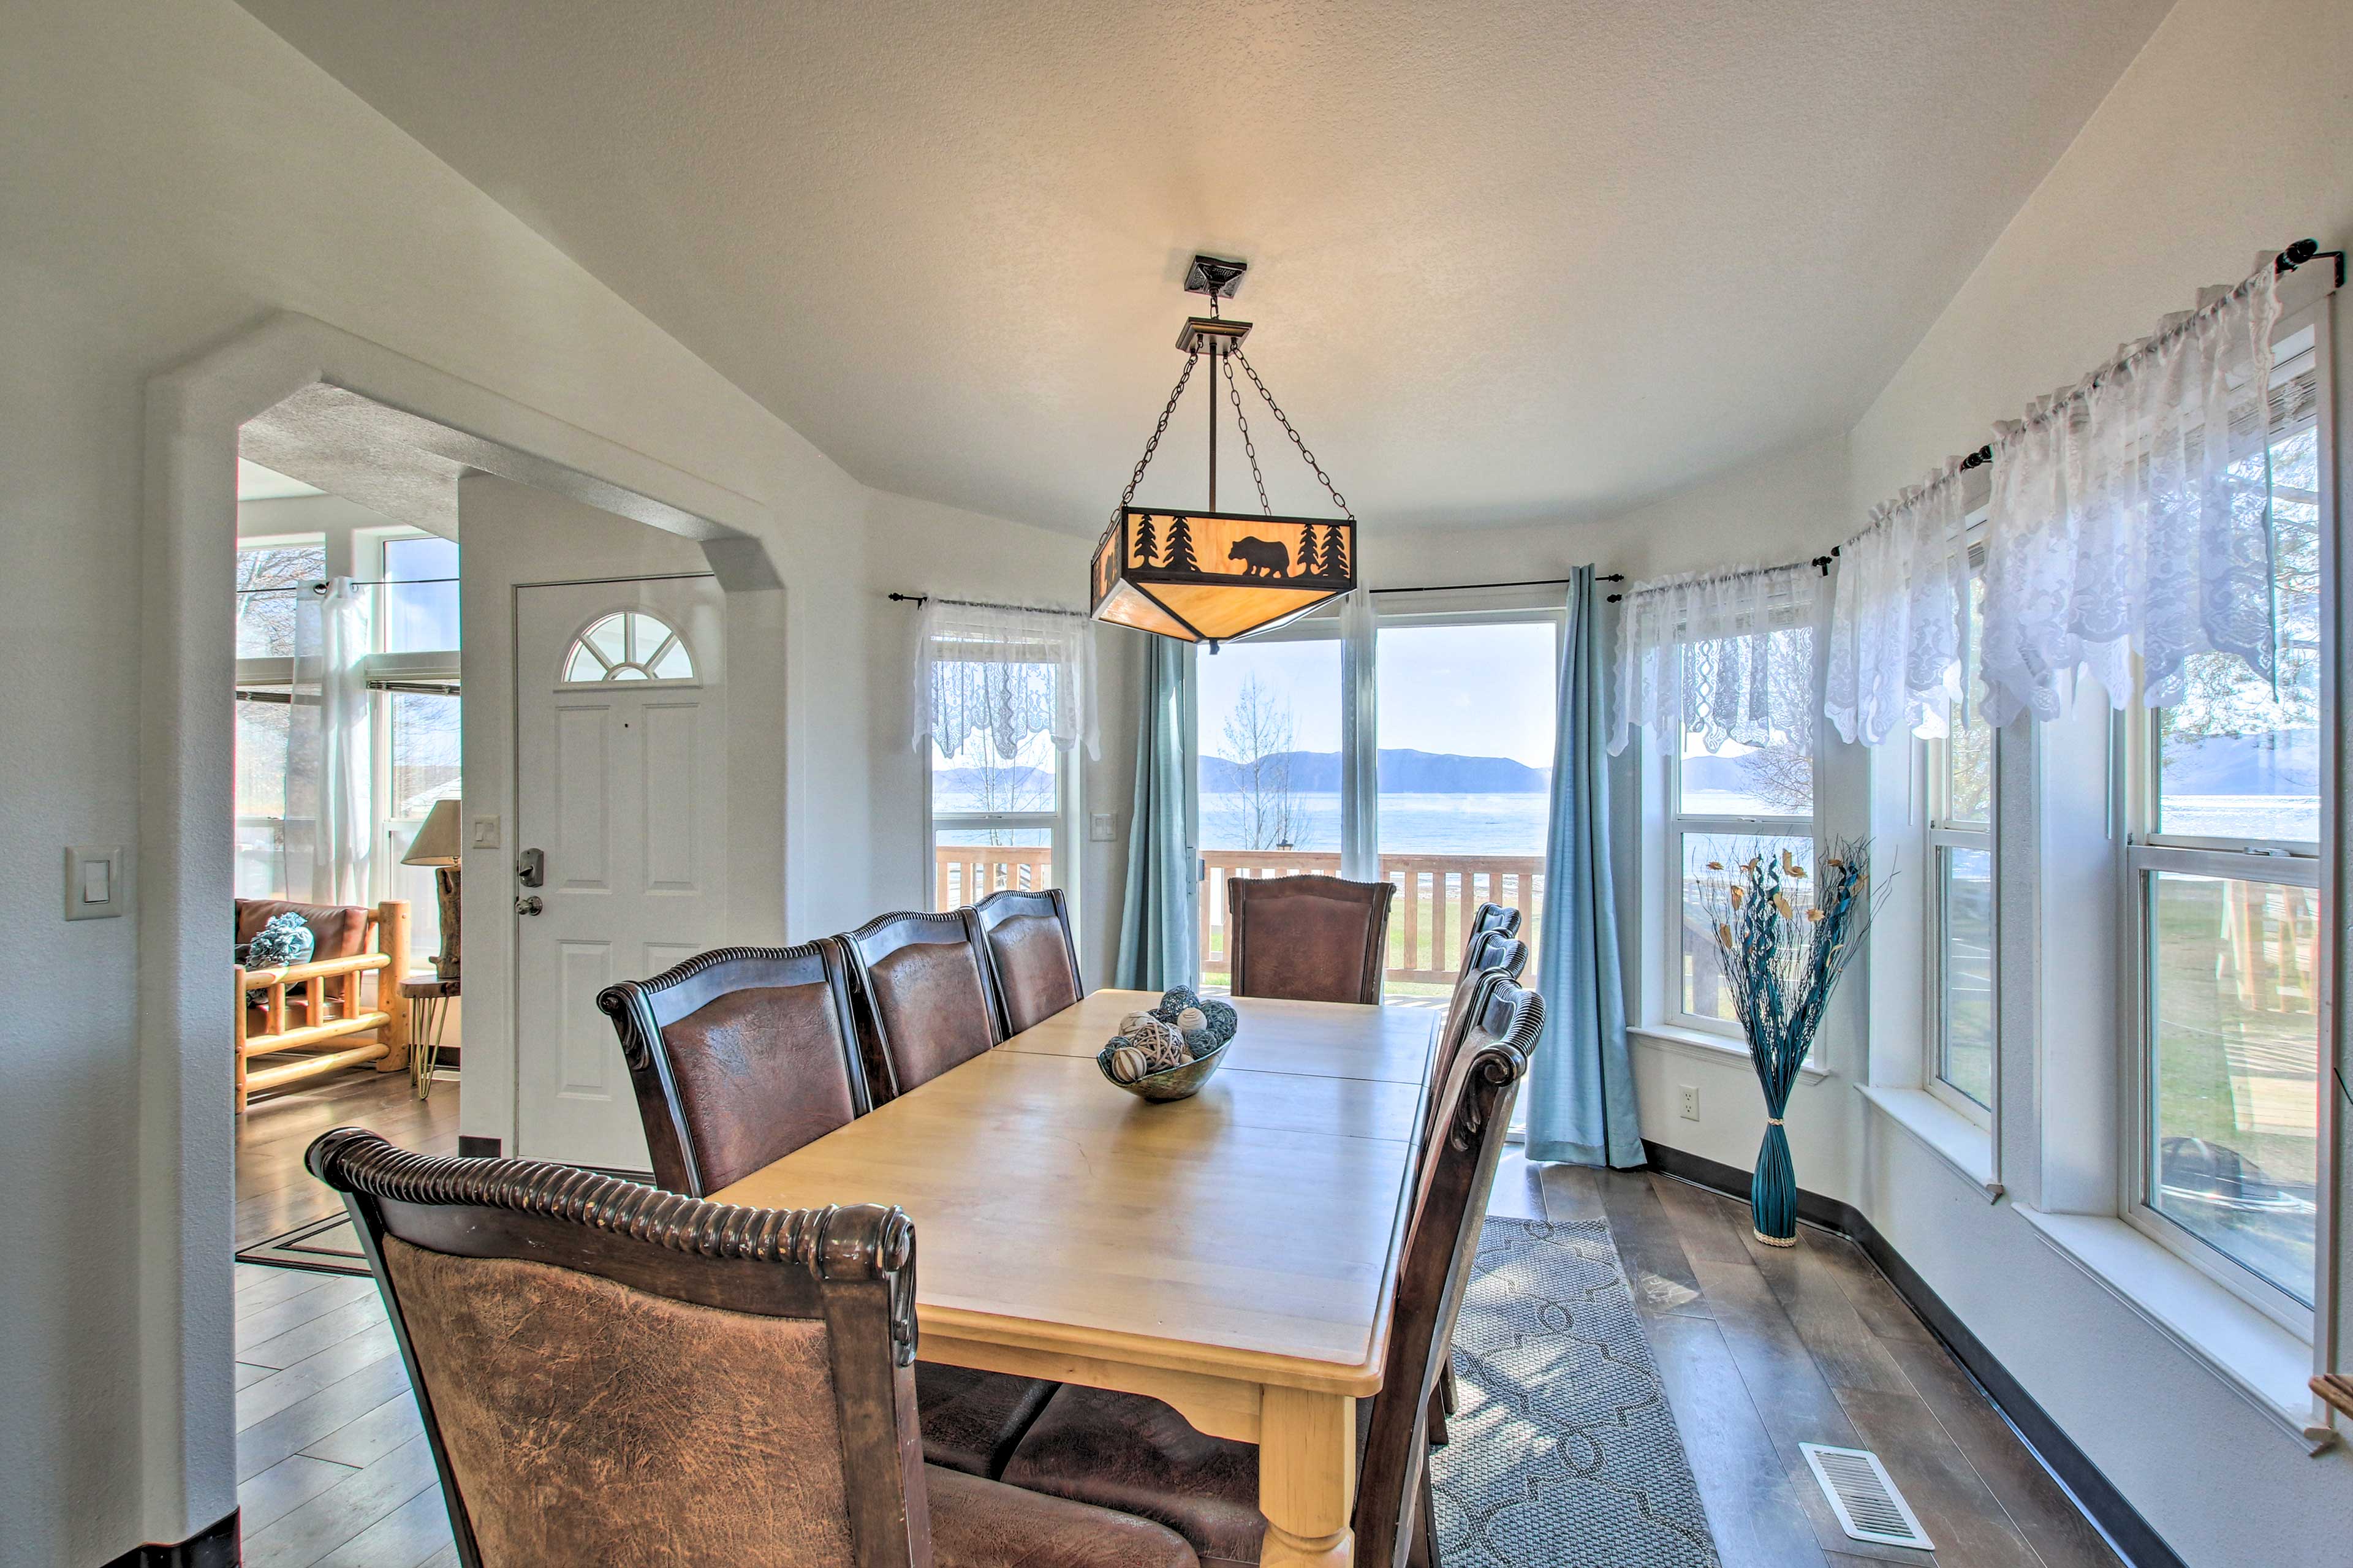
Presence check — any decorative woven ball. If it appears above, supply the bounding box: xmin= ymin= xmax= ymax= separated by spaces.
xmin=1182 ymin=1028 xmax=1218 ymax=1060
xmin=1118 ymin=1010 xmax=1159 ymax=1037
xmin=1173 ymin=1006 xmax=1207 ymax=1035
xmin=1199 ymin=999 xmax=1238 ymax=1046
xmin=1123 ymin=1017 xmax=1190 ymax=1070
xmin=1102 ymin=1045 xmax=1153 ymax=1084
xmin=1152 ymin=986 xmax=1200 ymax=1023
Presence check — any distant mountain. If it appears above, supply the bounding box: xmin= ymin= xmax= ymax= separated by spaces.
xmin=1200 ymin=749 xmax=1548 ymax=793
xmin=931 ymin=765 xmax=1055 ymax=800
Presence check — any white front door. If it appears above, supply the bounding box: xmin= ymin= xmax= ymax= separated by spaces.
xmin=513 ymin=575 xmax=728 ymax=1170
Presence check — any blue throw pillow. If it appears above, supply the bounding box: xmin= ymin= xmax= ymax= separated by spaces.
xmin=248 ymin=911 xmax=316 ymax=970
xmin=244 ymin=913 xmax=317 ymax=1009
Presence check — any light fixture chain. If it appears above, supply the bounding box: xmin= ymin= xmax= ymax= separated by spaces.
xmin=1232 ymin=350 xmax=1352 ymax=520
xmin=1114 ymin=351 xmax=1202 ymax=521
xmin=1222 ymin=355 xmax=1273 ymax=515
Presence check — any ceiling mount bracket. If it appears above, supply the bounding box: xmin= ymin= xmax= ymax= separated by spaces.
xmin=1183 ymin=254 xmax=1248 ymax=299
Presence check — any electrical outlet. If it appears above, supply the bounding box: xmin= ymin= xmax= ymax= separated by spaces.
xmin=1677 ymin=1084 xmax=1700 ymax=1121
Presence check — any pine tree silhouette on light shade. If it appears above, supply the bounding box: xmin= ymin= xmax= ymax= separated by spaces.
xmin=1297 ymin=523 xmax=1324 ymax=578
xmin=1133 ymin=512 xmax=1161 ymax=567
xmin=1164 ymin=514 xmax=1199 ymax=572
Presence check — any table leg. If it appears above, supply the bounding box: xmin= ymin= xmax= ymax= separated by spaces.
xmin=1258 ymin=1385 xmax=1356 ymax=1568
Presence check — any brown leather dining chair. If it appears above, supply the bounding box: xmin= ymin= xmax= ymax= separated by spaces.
xmin=599 ymin=939 xmax=1058 ymax=1481
xmin=305 ymin=1129 xmax=1197 ymax=1568
xmin=1225 ymin=874 xmax=1396 ymax=1005
xmin=840 ymin=909 xmax=1006 ymax=1102
xmin=598 ymin=940 xmax=871 ymax=1197
xmin=998 ymin=979 xmax=1544 ymax=1568
xmin=972 ymin=887 xmax=1085 ymax=1035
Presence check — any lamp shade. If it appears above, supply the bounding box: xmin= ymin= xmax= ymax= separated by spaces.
xmin=1091 ymin=508 xmax=1355 ymax=644
xmin=401 ymin=798 xmax=464 ymax=867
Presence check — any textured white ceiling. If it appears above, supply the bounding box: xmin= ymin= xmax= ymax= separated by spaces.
xmin=235 ymin=0 xmax=2168 ymax=537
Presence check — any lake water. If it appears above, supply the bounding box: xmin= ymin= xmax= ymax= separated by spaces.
xmin=1202 ymin=790 xmax=2316 ymax=855
xmin=1201 ymin=791 xmax=1547 ymax=856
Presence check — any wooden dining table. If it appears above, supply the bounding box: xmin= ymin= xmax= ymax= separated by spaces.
xmin=711 ymin=987 xmax=1438 ymax=1568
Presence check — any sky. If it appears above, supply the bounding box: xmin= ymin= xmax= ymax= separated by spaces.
xmin=1196 ymin=618 xmax=1558 ymax=767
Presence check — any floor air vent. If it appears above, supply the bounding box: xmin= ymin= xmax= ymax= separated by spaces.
xmin=1800 ymin=1443 xmax=1934 ymax=1550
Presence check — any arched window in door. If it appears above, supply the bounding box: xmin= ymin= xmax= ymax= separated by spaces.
xmin=563 ymin=610 xmax=695 ymax=683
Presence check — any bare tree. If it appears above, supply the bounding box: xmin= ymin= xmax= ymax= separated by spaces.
xmin=1734 ymin=742 xmax=1814 ymax=816
xmin=955 ymin=734 xmax=1054 ymax=847
xmin=235 ymin=542 xmax=324 ymax=656
xmin=1216 ymin=672 xmax=1311 ymax=850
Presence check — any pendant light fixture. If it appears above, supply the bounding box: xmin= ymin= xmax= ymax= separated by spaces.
xmin=1090 ymin=256 xmax=1357 ymax=646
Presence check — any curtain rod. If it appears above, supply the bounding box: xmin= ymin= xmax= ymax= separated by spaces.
xmin=1607 ymin=555 xmax=1836 ymax=604
xmin=235 ymin=576 xmax=460 ymax=595
xmin=1369 ymin=574 xmax=1621 ymax=596
xmin=1603 ymin=239 xmax=2340 ymax=608
xmin=887 ymin=592 xmax=1088 ymax=619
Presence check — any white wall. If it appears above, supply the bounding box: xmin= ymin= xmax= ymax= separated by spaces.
xmin=1828 ymin=0 xmax=2353 ymax=1559
xmin=0 ymin=2 xmax=874 ymax=1559
xmin=1445 ymin=1 xmax=2353 ymax=1560
xmin=861 ymin=491 xmax=1140 ymax=982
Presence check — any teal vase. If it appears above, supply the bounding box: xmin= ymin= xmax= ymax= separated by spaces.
xmin=1751 ymin=1118 xmax=1797 ymax=1246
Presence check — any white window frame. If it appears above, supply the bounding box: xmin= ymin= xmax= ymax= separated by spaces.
xmin=920 ymin=657 xmax=1085 ymax=923
xmin=1659 ymin=637 xmax=1819 ymax=1040
xmin=365 ymin=529 xmax=463 ymax=960
xmin=1924 ymin=533 xmax=1996 ymax=1127
xmin=2116 ymin=304 xmax=2331 ymax=1340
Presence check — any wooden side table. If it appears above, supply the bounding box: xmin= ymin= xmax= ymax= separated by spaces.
xmin=402 ymin=974 xmax=460 ymax=1099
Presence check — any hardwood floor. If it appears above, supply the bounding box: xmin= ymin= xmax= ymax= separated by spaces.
xmin=1507 ymin=1154 xmax=2128 ymax=1568
xmin=229 ymin=1086 xmax=2119 ymax=1568
xmin=233 ymin=1069 xmax=459 ymax=1568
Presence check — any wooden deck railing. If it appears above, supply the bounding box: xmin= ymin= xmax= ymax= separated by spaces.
xmin=1200 ymin=849 xmax=1544 ymax=987
xmin=934 ymin=844 xmax=1055 ymax=911
xmin=930 ymin=844 xmax=1545 ymax=988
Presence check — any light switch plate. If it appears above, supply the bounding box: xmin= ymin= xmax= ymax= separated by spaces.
xmin=64 ymin=845 xmax=126 ymax=920
xmin=1089 ymin=812 xmax=1116 ymax=843
xmin=471 ymin=814 xmax=502 ymax=849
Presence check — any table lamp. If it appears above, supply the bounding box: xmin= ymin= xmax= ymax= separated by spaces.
xmin=401 ymin=798 xmax=463 ymax=980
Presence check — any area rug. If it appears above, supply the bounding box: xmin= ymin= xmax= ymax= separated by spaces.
xmin=236 ymin=1212 xmax=370 ymax=1276
xmin=1433 ymin=1216 xmax=1721 ymax=1567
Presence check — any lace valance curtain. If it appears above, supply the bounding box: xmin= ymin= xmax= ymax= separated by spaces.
xmin=1610 ymin=563 xmax=1822 ymax=756
xmin=1822 ymin=257 xmax=2284 ymax=740
xmin=1977 ymin=261 xmax=2282 ymax=725
xmin=1822 ymin=464 xmax=1970 ymax=746
xmin=911 ymin=600 xmax=1100 ymax=762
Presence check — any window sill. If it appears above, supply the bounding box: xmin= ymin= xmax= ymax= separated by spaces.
xmin=1856 ymin=1085 xmax=1996 ymax=1195
xmin=1630 ymin=1023 xmax=1830 ymax=1081
xmin=2013 ymin=1205 xmax=2327 ymax=1449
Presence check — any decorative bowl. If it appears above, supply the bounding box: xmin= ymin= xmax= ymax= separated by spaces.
xmin=1096 ymin=1037 xmax=1232 ymax=1102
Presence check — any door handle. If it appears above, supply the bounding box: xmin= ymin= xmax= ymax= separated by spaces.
xmin=516 ymin=847 xmax=545 ymax=887
xmin=515 ymin=895 xmax=544 ymax=917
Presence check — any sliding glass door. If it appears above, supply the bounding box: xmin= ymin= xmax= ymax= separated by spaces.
xmin=1191 ymin=591 xmax=1561 ymax=997
xmin=1375 ymin=611 xmax=1559 ymax=996
xmin=1194 ymin=618 xmax=1343 ymax=987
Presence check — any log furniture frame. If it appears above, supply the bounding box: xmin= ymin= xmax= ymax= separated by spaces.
xmin=234 ymin=898 xmax=410 ymax=1114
